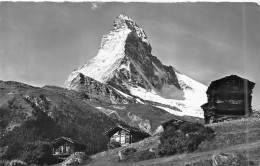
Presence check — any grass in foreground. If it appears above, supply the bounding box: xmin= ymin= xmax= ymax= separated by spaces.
xmin=86 ymin=117 xmax=260 ymax=166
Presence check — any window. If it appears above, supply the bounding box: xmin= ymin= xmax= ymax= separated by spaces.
xmin=125 ymin=132 xmax=130 ymax=143
xmin=121 ymin=132 xmax=125 ymax=144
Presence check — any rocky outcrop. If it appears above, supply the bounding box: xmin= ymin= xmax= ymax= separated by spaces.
xmin=185 ymin=152 xmax=254 ymax=166
xmin=212 ymin=152 xmax=252 ymax=166
xmin=8 ymin=160 xmax=28 ymax=166
xmin=251 ymin=110 xmax=260 ymax=117
xmin=61 ymin=152 xmax=91 ymax=166
xmin=23 ymin=95 xmax=51 ymax=111
xmin=67 ymin=73 xmax=136 ymax=104
xmin=127 ymin=113 xmax=151 ymax=134
xmin=118 ymin=147 xmax=137 ymax=161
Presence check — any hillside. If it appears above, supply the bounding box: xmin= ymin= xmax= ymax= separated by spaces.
xmin=84 ymin=101 xmax=203 ymax=134
xmin=44 ymin=85 xmax=202 ymax=135
xmin=86 ymin=117 xmax=260 ymax=166
xmin=0 ymin=81 xmax=118 ymax=159
xmin=0 ymin=80 xmax=203 ymax=161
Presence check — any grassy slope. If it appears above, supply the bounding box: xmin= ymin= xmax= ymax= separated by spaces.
xmin=88 ymin=136 xmax=160 ymax=166
xmin=86 ymin=117 xmax=260 ymax=166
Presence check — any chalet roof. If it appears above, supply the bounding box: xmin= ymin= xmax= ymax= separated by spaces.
xmin=103 ymin=123 xmax=150 ymax=137
xmin=207 ymin=75 xmax=255 ymax=93
xmin=51 ymin=136 xmax=79 ymax=145
xmin=160 ymin=118 xmax=186 ymax=129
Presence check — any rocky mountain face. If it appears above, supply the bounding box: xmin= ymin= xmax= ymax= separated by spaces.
xmin=67 ymin=73 xmax=136 ymax=104
xmin=65 ymin=14 xmax=207 ymax=119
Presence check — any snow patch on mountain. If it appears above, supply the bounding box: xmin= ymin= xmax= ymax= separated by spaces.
xmin=113 ymin=88 xmax=133 ymax=99
xmin=125 ymin=79 xmax=205 ymax=118
xmin=155 ymin=106 xmax=185 ymax=116
xmin=66 ymin=29 xmax=131 ymax=86
xmin=175 ymin=72 xmax=207 ymax=108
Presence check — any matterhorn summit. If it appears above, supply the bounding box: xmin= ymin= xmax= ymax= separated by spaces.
xmin=65 ymin=14 xmax=207 ymax=118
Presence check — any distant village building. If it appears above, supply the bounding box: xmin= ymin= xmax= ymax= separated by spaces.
xmin=201 ymin=75 xmax=255 ymax=124
xmin=51 ymin=137 xmax=86 ymax=156
xmin=104 ymin=124 xmax=150 ymax=146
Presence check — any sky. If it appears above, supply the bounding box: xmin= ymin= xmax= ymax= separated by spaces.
xmin=0 ymin=2 xmax=259 ymax=109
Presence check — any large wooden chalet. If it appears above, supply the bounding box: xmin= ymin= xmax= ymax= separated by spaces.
xmin=51 ymin=137 xmax=86 ymax=156
xmin=104 ymin=124 xmax=150 ymax=146
xmin=201 ymin=75 xmax=255 ymax=123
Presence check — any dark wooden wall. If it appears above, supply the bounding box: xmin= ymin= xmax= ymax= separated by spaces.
xmin=207 ymin=79 xmax=253 ymax=115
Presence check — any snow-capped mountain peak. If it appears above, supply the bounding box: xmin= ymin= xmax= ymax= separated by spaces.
xmin=113 ymin=14 xmax=150 ymax=46
xmin=65 ymin=15 xmax=207 ymax=118
xmin=113 ymin=14 xmax=134 ymax=30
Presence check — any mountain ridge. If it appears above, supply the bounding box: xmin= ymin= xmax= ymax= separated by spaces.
xmin=65 ymin=14 xmax=207 ymax=118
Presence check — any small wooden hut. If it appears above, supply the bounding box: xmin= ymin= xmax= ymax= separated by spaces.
xmin=104 ymin=124 xmax=150 ymax=146
xmin=51 ymin=137 xmax=86 ymax=156
xmin=202 ymin=75 xmax=255 ymax=123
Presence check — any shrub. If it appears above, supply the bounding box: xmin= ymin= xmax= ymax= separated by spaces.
xmin=0 ymin=160 xmax=9 ymax=166
xmin=21 ymin=141 xmax=58 ymax=165
xmin=107 ymin=140 xmax=121 ymax=150
xmin=198 ymin=126 xmax=215 ymax=140
xmin=158 ymin=131 xmax=188 ymax=156
xmin=186 ymin=133 xmax=205 ymax=152
xmin=1 ymin=142 xmax=23 ymax=160
xmin=61 ymin=152 xmax=90 ymax=166
xmin=158 ymin=122 xmax=215 ymax=156
xmin=179 ymin=122 xmax=204 ymax=134
xmin=121 ymin=148 xmax=137 ymax=156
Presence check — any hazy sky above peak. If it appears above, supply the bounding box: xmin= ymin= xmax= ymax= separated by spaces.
xmin=0 ymin=2 xmax=259 ymax=109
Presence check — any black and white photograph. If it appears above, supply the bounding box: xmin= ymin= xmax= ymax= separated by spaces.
xmin=0 ymin=1 xmax=259 ymax=165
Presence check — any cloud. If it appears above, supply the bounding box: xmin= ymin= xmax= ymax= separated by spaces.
xmin=91 ymin=2 xmax=103 ymax=10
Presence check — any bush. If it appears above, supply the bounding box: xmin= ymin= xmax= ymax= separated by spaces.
xmin=121 ymin=148 xmax=137 ymax=156
xmin=0 ymin=160 xmax=10 ymax=166
xmin=179 ymin=122 xmax=204 ymax=134
xmin=107 ymin=140 xmax=121 ymax=150
xmin=158 ymin=122 xmax=215 ymax=156
xmin=21 ymin=141 xmax=58 ymax=165
xmin=198 ymin=126 xmax=215 ymax=140
xmin=158 ymin=131 xmax=188 ymax=156
xmin=1 ymin=142 xmax=23 ymax=160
